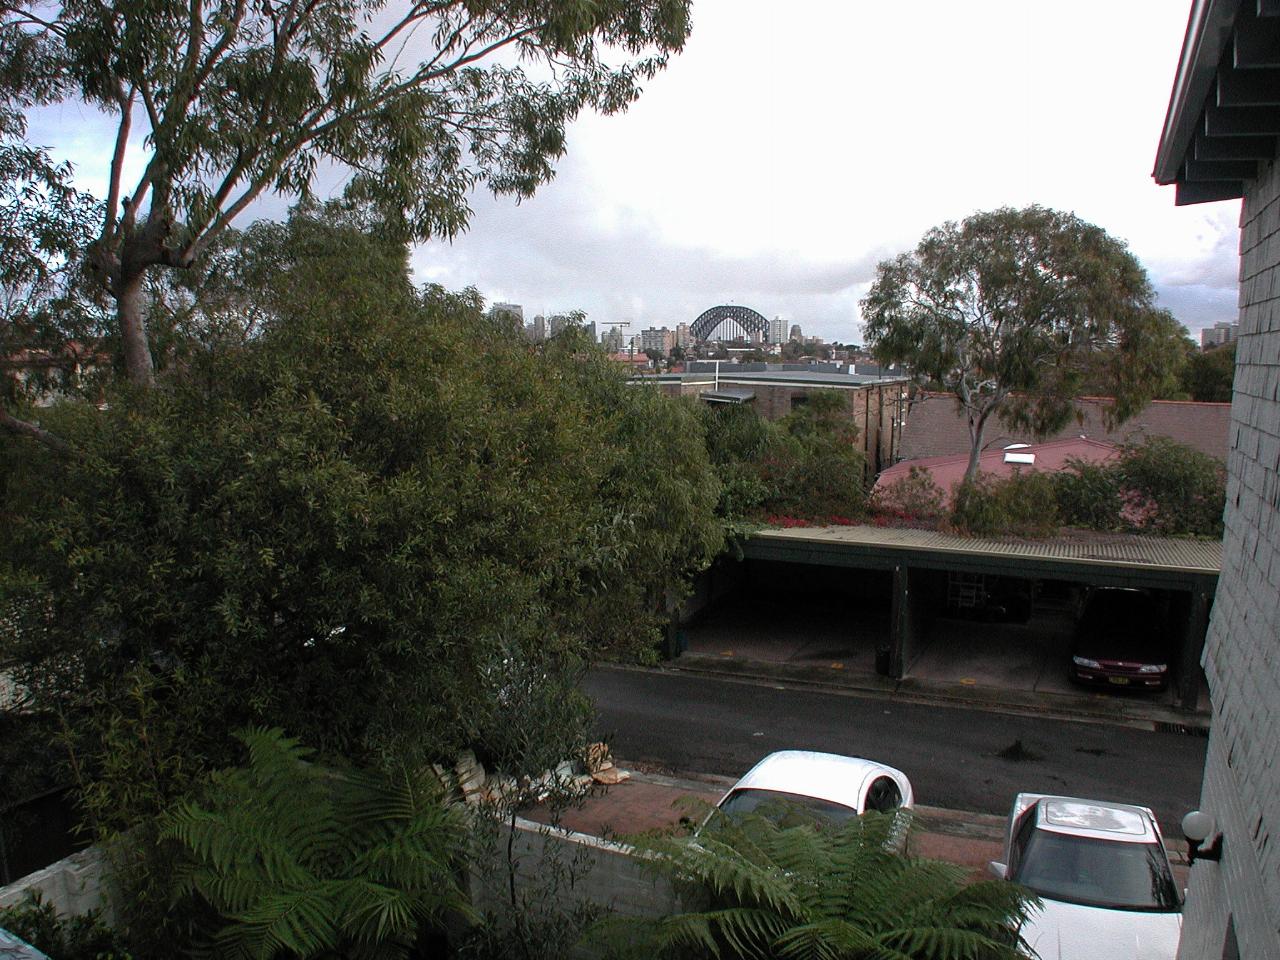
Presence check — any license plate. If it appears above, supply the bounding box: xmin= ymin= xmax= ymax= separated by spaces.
xmin=1108 ymin=676 xmax=1130 ymax=686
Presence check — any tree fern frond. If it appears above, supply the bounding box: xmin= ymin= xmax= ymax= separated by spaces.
xmin=612 ymin=805 xmax=1035 ymax=960
xmin=879 ymin=924 xmax=1026 ymax=960
xmin=165 ymin=727 xmax=468 ymax=958
xmin=774 ymin=918 xmax=878 ymax=960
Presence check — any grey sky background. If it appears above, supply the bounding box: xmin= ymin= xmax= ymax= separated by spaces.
xmin=36 ymin=0 xmax=1240 ymax=343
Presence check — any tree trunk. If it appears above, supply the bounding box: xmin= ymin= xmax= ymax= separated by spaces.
xmin=964 ymin=411 xmax=988 ymax=484
xmin=117 ymin=268 xmax=155 ymax=387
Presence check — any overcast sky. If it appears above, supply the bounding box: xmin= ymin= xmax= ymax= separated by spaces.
xmin=37 ymin=0 xmax=1238 ymax=343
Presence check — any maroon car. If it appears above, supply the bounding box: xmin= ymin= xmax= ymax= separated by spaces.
xmin=1070 ymin=588 xmax=1169 ymax=691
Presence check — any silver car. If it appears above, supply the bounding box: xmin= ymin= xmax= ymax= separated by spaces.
xmin=990 ymin=794 xmax=1182 ymax=960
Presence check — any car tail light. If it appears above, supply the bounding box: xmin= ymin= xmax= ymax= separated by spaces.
xmin=1073 ymin=656 xmax=1102 ymax=670
xmin=1138 ymin=664 xmax=1167 ymax=674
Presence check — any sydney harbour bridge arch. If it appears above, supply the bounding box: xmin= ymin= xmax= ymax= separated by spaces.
xmin=690 ymin=305 xmax=770 ymax=343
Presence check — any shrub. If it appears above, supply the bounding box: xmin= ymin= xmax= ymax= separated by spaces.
xmin=0 ymin=892 xmax=132 ymax=960
xmin=1053 ymin=459 xmax=1123 ymax=530
xmin=1116 ymin=436 xmax=1225 ymax=537
xmin=1051 ymin=438 xmax=1225 ymax=537
xmin=871 ymin=467 xmax=946 ymax=525
xmin=949 ymin=472 xmax=1060 ymax=538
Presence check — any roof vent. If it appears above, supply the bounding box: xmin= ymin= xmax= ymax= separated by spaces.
xmin=1004 ymin=452 xmax=1036 ymax=465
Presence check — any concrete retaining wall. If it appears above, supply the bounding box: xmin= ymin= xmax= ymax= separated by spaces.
xmin=0 ymin=846 xmax=107 ymax=920
xmin=475 ymin=817 xmax=677 ymax=919
xmin=0 ymin=818 xmax=668 ymax=940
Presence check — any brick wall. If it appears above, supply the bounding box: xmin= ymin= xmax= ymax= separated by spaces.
xmin=1177 ymin=161 xmax=1280 ymax=960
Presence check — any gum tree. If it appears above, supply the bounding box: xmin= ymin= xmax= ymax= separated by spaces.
xmin=0 ymin=0 xmax=691 ymax=439
xmin=861 ymin=206 xmax=1186 ymax=483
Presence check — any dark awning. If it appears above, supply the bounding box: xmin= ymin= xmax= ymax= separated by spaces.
xmin=701 ymin=389 xmax=756 ymax=404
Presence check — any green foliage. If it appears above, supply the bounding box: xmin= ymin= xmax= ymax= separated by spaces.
xmin=1 ymin=0 xmax=692 ymax=398
xmin=0 ymin=891 xmax=132 ymax=960
xmin=1180 ymin=342 xmax=1237 ymax=402
xmin=0 ymin=106 xmax=105 ymax=410
xmin=870 ymin=467 xmax=946 ymax=525
xmin=1052 ymin=460 xmax=1123 ymax=531
xmin=1113 ymin=437 xmax=1225 ymax=537
xmin=162 ymin=727 xmax=468 ymax=960
xmin=862 ymin=206 xmax=1187 ymax=482
xmin=694 ymin=393 xmax=867 ymax=526
xmin=600 ymin=806 xmax=1033 ymax=960
xmin=1050 ymin=438 xmax=1225 ymax=537
xmin=762 ymin=391 xmax=867 ymax=521
xmin=948 ymin=472 xmax=1060 ymax=539
xmin=0 ymin=211 xmax=722 ymax=841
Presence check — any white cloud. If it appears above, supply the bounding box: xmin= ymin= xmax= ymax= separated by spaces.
xmin=28 ymin=0 xmax=1238 ymax=341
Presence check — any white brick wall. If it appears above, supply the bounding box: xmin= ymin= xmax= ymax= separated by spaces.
xmin=1177 ymin=158 xmax=1280 ymax=960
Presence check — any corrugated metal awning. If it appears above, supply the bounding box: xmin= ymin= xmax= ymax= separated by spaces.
xmin=750 ymin=525 xmax=1221 ymax=578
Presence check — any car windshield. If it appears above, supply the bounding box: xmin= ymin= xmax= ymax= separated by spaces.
xmin=1014 ymin=830 xmax=1180 ymax=912
xmin=718 ymin=788 xmax=859 ymax=823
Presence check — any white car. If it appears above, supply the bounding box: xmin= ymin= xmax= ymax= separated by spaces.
xmin=715 ymin=750 xmax=914 ymax=822
xmin=989 ymin=794 xmax=1182 ymax=960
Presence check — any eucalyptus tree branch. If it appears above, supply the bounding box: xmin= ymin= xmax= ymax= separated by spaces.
xmin=0 ymin=404 xmax=78 ymax=458
xmin=0 ymin=6 xmax=65 ymax=33
xmin=103 ymin=86 xmax=134 ymax=238
xmin=373 ymin=2 xmax=450 ymax=56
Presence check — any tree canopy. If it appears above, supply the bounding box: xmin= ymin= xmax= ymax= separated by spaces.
xmin=0 ymin=211 xmax=723 ymax=834
xmin=861 ymin=206 xmax=1187 ymax=482
xmin=0 ymin=0 xmax=692 ymax=439
xmin=1180 ymin=340 xmax=1237 ymax=402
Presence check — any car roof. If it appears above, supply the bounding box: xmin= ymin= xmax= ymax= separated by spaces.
xmin=730 ymin=750 xmax=909 ymax=811
xmin=1014 ymin=793 xmax=1160 ymax=844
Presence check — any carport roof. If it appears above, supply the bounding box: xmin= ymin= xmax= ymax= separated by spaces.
xmin=751 ymin=525 xmax=1221 ymax=576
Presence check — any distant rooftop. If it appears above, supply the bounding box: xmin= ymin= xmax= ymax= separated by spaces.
xmin=898 ymin=393 xmax=1231 ymax=463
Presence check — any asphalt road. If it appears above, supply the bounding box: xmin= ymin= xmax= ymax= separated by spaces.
xmin=585 ymin=666 xmax=1208 ymax=831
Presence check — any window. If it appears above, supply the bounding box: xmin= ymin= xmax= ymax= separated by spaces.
xmin=1013 ymin=830 xmax=1180 ymax=911
xmin=865 ymin=776 xmax=903 ymax=813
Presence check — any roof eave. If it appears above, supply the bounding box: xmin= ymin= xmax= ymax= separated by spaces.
xmin=1154 ymin=0 xmax=1244 ymax=185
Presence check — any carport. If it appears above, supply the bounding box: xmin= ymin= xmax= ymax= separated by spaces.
xmin=686 ymin=526 xmax=1219 ymax=713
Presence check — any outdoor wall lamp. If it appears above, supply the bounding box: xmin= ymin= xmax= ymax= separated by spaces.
xmin=1182 ymin=810 xmax=1223 ymax=864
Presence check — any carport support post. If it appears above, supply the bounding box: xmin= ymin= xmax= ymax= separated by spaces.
xmin=1176 ymin=585 xmax=1211 ymax=712
xmin=888 ymin=563 xmax=910 ymax=680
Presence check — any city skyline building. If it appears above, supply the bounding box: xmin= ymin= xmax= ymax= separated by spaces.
xmin=1201 ymin=320 xmax=1239 ymax=349
xmin=640 ymin=327 xmax=675 ymax=356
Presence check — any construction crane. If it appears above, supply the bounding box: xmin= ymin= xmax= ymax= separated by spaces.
xmin=599 ymin=320 xmax=632 ymax=355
